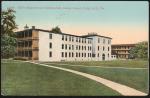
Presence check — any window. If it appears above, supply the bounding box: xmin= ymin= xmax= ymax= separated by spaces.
xmin=49 ymin=33 xmax=52 ymax=39
xmin=108 ymin=47 xmax=109 ymax=51
xmin=62 ymin=35 xmax=64 ymax=40
xmin=98 ymin=38 xmax=100 ymax=43
xmin=90 ymin=46 xmax=91 ymax=50
xmin=65 ymin=35 xmax=67 ymax=41
xmin=25 ymin=31 xmax=28 ymax=37
xmin=82 ymin=46 xmax=83 ymax=50
xmin=76 ymin=37 xmax=78 ymax=42
xmin=103 ymin=39 xmax=105 ymax=44
xmin=49 ymin=51 xmax=52 ymax=57
xmin=29 ymin=30 xmax=32 ymax=37
xmin=98 ymin=53 xmax=99 ymax=57
xmin=79 ymin=45 xmax=80 ymax=50
xmin=69 ymin=36 xmax=71 ymax=41
xmin=25 ymin=51 xmax=28 ymax=57
xmin=65 ymin=52 xmax=67 ymax=57
xmin=72 ymin=52 xmax=74 ymax=57
xmin=82 ymin=39 xmax=84 ymax=43
xmin=76 ymin=45 xmax=78 ymax=50
xmin=49 ymin=43 xmax=52 ymax=48
xmin=76 ymin=52 xmax=78 ymax=57
xmin=108 ymin=40 xmax=110 ymax=44
xmin=103 ymin=46 xmax=105 ymax=51
xmin=29 ymin=51 xmax=32 ymax=57
xmin=84 ymin=53 xmax=86 ymax=57
xmin=25 ymin=41 xmax=28 ymax=47
xmin=85 ymin=39 xmax=86 ymax=43
xmin=108 ymin=53 xmax=109 ymax=58
xmin=79 ymin=38 xmax=81 ymax=43
xmin=79 ymin=53 xmax=80 ymax=57
xmin=62 ymin=44 xmax=64 ymax=49
xmin=69 ymin=52 xmax=71 ymax=57
xmin=29 ymin=41 xmax=32 ymax=47
xmin=65 ymin=44 xmax=67 ymax=50
xmin=69 ymin=44 xmax=71 ymax=50
xmin=62 ymin=52 xmax=64 ymax=57
xmin=72 ymin=36 xmax=74 ymax=42
xmin=72 ymin=45 xmax=74 ymax=50
xmin=98 ymin=46 xmax=99 ymax=51
xmin=84 ymin=46 xmax=86 ymax=50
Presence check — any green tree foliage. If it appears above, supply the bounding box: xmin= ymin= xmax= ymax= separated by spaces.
xmin=129 ymin=41 xmax=148 ymax=59
xmin=50 ymin=26 xmax=62 ymax=33
xmin=1 ymin=8 xmax=18 ymax=58
xmin=1 ymin=35 xmax=17 ymax=58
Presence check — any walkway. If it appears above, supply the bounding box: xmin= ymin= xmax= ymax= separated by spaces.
xmin=29 ymin=61 xmax=147 ymax=96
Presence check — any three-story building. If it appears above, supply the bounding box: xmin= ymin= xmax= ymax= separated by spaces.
xmin=15 ymin=26 xmax=113 ymax=61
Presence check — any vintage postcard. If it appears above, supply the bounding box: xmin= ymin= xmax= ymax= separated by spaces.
xmin=1 ymin=1 xmax=149 ymax=96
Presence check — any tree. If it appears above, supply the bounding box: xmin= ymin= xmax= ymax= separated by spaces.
xmin=1 ymin=8 xmax=18 ymax=36
xmin=1 ymin=35 xmax=17 ymax=58
xmin=50 ymin=26 xmax=62 ymax=33
xmin=129 ymin=41 xmax=148 ymax=59
xmin=1 ymin=8 xmax=18 ymax=58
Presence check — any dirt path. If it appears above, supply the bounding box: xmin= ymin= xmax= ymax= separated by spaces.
xmin=29 ymin=61 xmax=147 ymax=96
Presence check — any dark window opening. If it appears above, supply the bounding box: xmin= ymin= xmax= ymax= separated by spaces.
xmin=49 ymin=43 xmax=52 ymax=48
xmin=65 ymin=52 xmax=67 ymax=57
xmin=62 ymin=35 xmax=64 ymax=40
xmin=49 ymin=33 xmax=52 ymax=39
xmin=49 ymin=51 xmax=52 ymax=57
xmin=62 ymin=52 xmax=64 ymax=57
xmin=62 ymin=44 xmax=64 ymax=49
xmin=65 ymin=44 xmax=67 ymax=50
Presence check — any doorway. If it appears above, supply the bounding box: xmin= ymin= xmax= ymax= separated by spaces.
xmin=102 ymin=53 xmax=105 ymax=61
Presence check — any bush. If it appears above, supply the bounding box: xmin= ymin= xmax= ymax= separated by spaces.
xmin=1 ymin=35 xmax=17 ymax=59
xmin=13 ymin=57 xmax=27 ymax=61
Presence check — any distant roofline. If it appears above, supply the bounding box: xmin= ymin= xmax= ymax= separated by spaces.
xmin=81 ymin=34 xmax=112 ymax=39
xmin=15 ymin=28 xmax=111 ymax=39
xmin=112 ymin=44 xmax=136 ymax=46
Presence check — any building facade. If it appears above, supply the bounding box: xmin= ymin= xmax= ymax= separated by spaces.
xmin=15 ymin=26 xmax=114 ymax=61
xmin=111 ymin=44 xmax=135 ymax=59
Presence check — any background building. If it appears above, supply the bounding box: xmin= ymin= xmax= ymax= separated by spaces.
xmin=15 ymin=26 xmax=114 ymax=61
xmin=111 ymin=44 xmax=135 ymax=59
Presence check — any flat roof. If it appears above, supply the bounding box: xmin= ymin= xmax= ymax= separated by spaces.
xmin=15 ymin=29 xmax=111 ymax=39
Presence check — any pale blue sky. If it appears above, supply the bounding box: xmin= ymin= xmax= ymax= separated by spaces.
xmin=2 ymin=1 xmax=149 ymax=44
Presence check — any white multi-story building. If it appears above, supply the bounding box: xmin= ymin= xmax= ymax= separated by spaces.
xmin=15 ymin=26 xmax=114 ymax=61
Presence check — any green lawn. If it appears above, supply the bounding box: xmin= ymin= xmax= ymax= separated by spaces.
xmin=1 ymin=60 xmax=120 ymax=96
xmin=43 ymin=60 xmax=149 ymax=93
xmin=47 ymin=60 xmax=148 ymax=68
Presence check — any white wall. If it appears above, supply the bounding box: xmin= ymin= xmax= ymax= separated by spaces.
xmin=38 ymin=31 xmax=112 ymax=61
xmin=38 ymin=31 xmax=62 ymax=61
xmin=86 ymin=36 xmax=112 ymax=61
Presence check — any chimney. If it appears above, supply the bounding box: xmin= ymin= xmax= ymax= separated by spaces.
xmin=24 ymin=24 xmax=29 ymax=30
xmin=32 ymin=26 xmax=35 ymax=29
